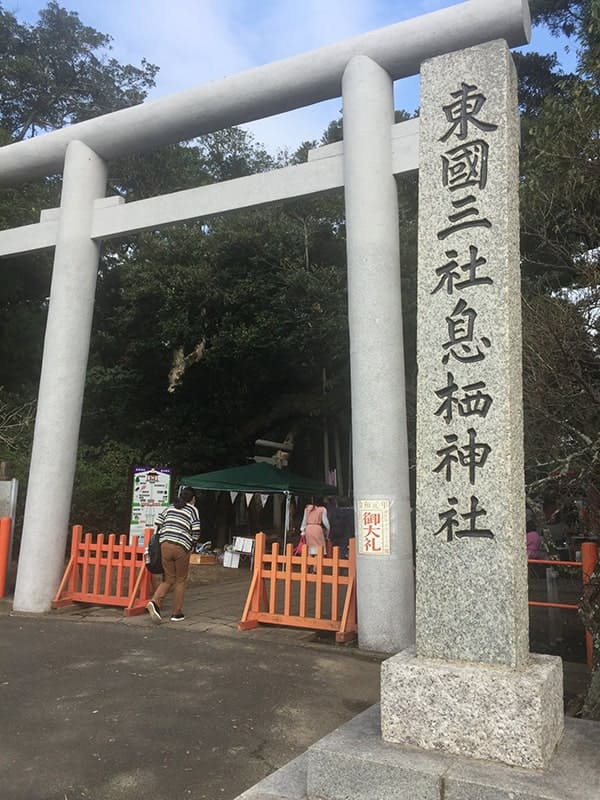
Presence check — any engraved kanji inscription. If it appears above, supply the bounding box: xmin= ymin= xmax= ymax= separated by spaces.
xmin=431 ymin=245 xmax=492 ymax=295
xmin=442 ymin=298 xmax=491 ymax=364
xmin=434 ymin=371 xmax=493 ymax=423
xmin=442 ymin=140 xmax=490 ymax=191
xmin=437 ymin=198 xmax=492 ymax=241
xmin=440 ymin=82 xmax=498 ymax=142
xmin=434 ymin=427 xmax=491 ymax=484
xmin=434 ymin=495 xmax=494 ymax=541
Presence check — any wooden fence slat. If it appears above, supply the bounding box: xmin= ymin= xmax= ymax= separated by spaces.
xmin=239 ymin=532 xmax=265 ymax=630
xmin=269 ymin=543 xmax=279 ymax=614
xmin=81 ymin=533 xmax=92 ymax=594
xmin=315 ymin=548 xmax=323 ymax=619
xmin=336 ymin=538 xmax=357 ymax=642
xmin=115 ymin=535 xmax=124 ymax=601
xmin=52 ymin=525 xmax=81 ymax=606
xmin=299 ymin=546 xmax=308 ymax=618
xmin=105 ymin=534 xmax=116 ymax=596
xmin=284 ymin=544 xmax=293 ymax=617
xmin=92 ymin=534 xmax=103 ymax=597
xmin=68 ymin=526 xmax=81 ymax=596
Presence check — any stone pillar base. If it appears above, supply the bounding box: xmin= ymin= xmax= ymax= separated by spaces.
xmin=381 ymin=648 xmax=564 ymax=768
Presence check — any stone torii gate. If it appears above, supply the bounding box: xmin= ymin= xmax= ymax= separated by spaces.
xmin=0 ymin=0 xmax=529 ymax=653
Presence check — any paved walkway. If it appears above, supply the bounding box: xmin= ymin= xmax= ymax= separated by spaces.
xmin=65 ymin=562 xmax=258 ymax=633
xmin=50 ymin=561 xmax=336 ymax=646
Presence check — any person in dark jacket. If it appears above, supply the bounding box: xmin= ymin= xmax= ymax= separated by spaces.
xmin=328 ymin=497 xmax=355 ymax=558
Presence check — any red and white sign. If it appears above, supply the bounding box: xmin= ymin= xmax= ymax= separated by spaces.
xmin=357 ymin=499 xmax=391 ymax=555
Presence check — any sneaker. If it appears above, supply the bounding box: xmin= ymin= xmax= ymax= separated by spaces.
xmin=170 ymin=613 xmax=185 ymax=622
xmin=146 ymin=600 xmax=162 ymax=624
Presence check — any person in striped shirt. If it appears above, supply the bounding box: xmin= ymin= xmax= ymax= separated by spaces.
xmin=146 ymin=486 xmax=201 ymax=623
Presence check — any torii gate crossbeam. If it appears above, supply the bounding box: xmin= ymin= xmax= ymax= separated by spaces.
xmin=0 ymin=118 xmax=419 ymax=257
xmin=0 ymin=0 xmax=529 ymax=185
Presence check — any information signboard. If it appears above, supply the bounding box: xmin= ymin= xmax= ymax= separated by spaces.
xmin=129 ymin=467 xmax=171 ymax=544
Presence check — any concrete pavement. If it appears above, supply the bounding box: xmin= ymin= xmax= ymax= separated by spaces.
xmin=0 ymin=565 xmax=384 ymax=800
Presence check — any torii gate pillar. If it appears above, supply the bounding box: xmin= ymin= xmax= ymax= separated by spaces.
xmin=13 ymin=141 xmax=106 ymax=613
xmin=343 ymin=56 xmax=414 ymax=652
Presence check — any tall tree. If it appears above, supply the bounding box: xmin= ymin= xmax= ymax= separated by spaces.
xmin=0 ymin=1 xmax=159 ymax=398
xmin=530 ymin=0 xmax=599 ymax=84
xmin=519 ymin=0 xmax=600 ymax=499
xmin=0 ymin=1 xmax=158 ymax=533
xmin=0 ymin=1 xmax=157 ymax=141
xmin=518 ymin=0 xmax=599 ymax=285
xmin=518 ymin=0 xmax=600 ymax=717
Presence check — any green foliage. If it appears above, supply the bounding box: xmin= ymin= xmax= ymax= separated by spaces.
xmin=0 ymin=1 xmax=158 ymax=141
xmin=0 ymin=1 xmax=159 ymax=394
xmin=513 ymin=50 xmax=566 ymax=115
xmin=522 ymin=263 xmax=600 ymax=505
xmin=72 ymin=441 xmax=143 ymax=533
xmin=84 ymin=191 xmax=353 ymax=477
xmin=0 ymin=388 xmax=36 ymax=548
xmin=530 ymin=0 xmax=599 ymax=84
xmin=520 ymin=0 xmax=600 ymax=511
xmin=0 ymin=388 xmax=34 ymax=458
xmin=520 ymin=82 xmax=600 ymax=284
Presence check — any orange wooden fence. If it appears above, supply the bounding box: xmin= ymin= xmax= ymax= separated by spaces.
xmin=528 ymin=541 xmax=598 ymax=669
xmin=52 ymin=525 xmax=153 ymax=616
xmin=239 ymin=532 xmax=357 ymax=642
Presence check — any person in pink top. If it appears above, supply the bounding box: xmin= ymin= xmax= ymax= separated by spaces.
xmin=526 ymin=525 xmax=545 ymax=560
xmin=300 ymin=496 xmax=330 ymax=555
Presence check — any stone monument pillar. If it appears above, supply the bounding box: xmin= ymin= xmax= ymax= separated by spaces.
xmin=380 ymin=40 xmax=563 ymax=769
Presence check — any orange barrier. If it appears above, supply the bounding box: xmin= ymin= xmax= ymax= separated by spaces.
xmin=582 ymin=542 xmax=598 ymax=669
xmin=239 ymin=532 xmax=357 ymax=642
xmin=52 ymin=525 xmax=153 ymax=616
xmin=528 ymin=541 xmax=599 ymax=669
xmin=0 ymin=516 xmax=11 ymax=598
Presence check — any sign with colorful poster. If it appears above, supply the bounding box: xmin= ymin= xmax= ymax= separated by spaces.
xmin=129 ymin=467 xmax=171 ymax=543
xmin=357 ymin=499 xmax=391 ymax=556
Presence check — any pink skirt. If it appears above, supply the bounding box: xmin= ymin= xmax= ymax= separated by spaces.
xmin=304 ymin=524 xmax=326 ymax=554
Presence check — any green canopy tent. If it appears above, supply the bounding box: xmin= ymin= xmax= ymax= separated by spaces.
xmin=180 ymin=462 xmax=337 ymax=548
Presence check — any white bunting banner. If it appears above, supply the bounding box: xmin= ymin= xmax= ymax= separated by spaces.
xmin=229 ymin=492 xmax=238 ymax=504
xmin=260 ymin=494 xmax=269 ymax=507
xmin=245 ymin=493 xmax=254 ymax=507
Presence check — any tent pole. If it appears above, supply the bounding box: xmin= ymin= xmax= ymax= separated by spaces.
xmin=284 ymin=492 xmax=291 ymax=550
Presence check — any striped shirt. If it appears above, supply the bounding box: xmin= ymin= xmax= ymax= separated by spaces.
xmin=156 ymin=503 xmax=201 ymax=551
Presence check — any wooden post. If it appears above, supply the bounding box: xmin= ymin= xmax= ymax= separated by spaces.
xmin=582 ymin=541 xmax=599 ymax=670
xmin=0 ymin=517 xmax=11 ymax=597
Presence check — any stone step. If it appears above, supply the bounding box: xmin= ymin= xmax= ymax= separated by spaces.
xmin=234 ymin=753 xmax=307 ymax=799
xmin=234 ymin=706 xmax=600 ymax=800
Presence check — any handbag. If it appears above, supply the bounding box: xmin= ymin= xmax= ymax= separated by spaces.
xmin=145 ymin=530 xmax=163 ymax=574
xmin=293 ymin=534 xmax=307 ymax=556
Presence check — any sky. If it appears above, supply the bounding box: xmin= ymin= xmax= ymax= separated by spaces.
xmin=7 ymin=0 xmax=578 ymax=156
